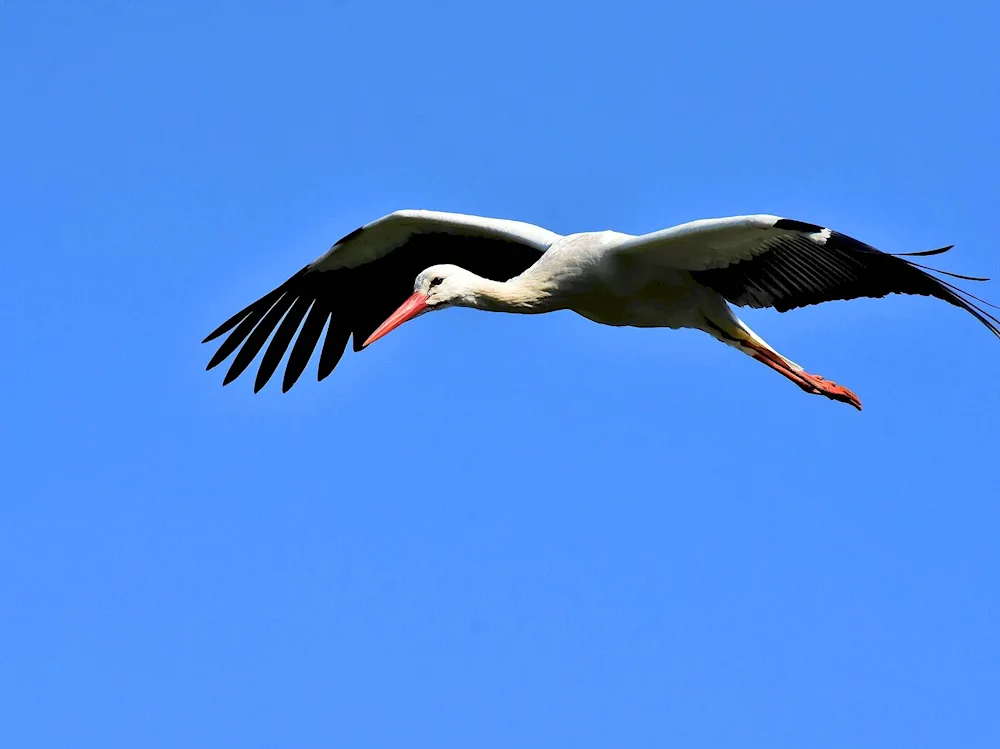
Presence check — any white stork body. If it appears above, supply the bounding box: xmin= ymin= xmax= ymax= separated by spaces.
xmin=204 ymin=210 xmax=998 ymax=410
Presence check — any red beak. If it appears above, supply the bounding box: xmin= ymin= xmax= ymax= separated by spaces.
xmin=363 ymin=292 xmax=429 ymax=348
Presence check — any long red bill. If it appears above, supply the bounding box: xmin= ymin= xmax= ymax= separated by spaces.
xmin=362 ymin=292 xmax=429 ymax=348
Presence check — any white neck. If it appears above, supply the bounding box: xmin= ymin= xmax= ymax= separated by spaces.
xmin=460 ymin=274 xmax=560 ymax=314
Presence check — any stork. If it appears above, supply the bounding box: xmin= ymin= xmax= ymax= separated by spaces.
xmin=204 ymin=210 xmax=998 ymax=409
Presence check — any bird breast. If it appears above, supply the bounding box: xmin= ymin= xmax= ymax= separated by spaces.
xmin=574 ymin=254 xmax=711 ymax=329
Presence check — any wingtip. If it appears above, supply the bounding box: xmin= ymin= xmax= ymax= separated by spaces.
xmin=894 ymin=244 xmax=956 ymax=258
xmin=205 ymin=353 xmax=227 ymax=372
xmin=202 ymin=326 xmax=230 ymax=344
xmin=202 ymin=322 xmax=235 ymax=344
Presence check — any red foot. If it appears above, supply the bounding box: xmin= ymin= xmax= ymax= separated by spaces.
xmin=796 ymin=372 xmax=863 ymax=411
xmin=744 ymin=344 xmax=863 ymax=411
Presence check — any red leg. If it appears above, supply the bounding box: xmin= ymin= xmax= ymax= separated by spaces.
xmin=743 ymin=341 xmax=862 ymax=410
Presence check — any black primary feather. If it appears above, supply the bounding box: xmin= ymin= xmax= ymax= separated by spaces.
xmin=204 ymin=231 xmax=544 ymax=391
xmin=692 ymin=220 xmax=1000 ymax=338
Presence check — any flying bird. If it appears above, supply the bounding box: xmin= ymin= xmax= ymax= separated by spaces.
xmin=203 ymin=210 xmax=998 ymax=409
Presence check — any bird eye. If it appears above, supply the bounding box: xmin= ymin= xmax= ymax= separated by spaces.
xmin=430 ymin=277 xmax=444 ymax=287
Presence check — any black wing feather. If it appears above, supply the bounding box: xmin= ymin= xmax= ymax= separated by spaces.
xmin=692 ymin=219 xmax=1000 ymax=337
xmin=283 ymin=302 xmax=330 ymax=392
xmin=204 ymin=231 xmax=544 ymax=391
xmin=223 ymin=292 xmax=297 ymax=385
xmin=255 ymin=295 xmax=312 ymax=393
xmin=206 ymin=297 xmax=281 ymax=371
xmin=318 ymin=318 xmax=351 ymax=381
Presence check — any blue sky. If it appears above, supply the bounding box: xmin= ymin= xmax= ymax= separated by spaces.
xmin=2 ymin=1 xmax=999 ymax=746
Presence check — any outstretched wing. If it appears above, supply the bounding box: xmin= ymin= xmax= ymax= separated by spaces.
xmin=203 ymin=210 xmax=561 ymax=392
xmin=615 ymin=214 xmax=999 ymax=336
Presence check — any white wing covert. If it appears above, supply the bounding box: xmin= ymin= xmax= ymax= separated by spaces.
xmin=615 ymin=214 xmax=999 ymax=334
xmin=203 ymin=210 xmax=562 ymax=391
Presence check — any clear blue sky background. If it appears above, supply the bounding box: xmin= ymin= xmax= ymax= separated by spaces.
xmin=2 ymin=1 xmax=999 ymax=747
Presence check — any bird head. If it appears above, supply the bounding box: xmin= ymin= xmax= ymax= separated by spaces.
xmin=362 ymin=264 xmax=476 ymax=348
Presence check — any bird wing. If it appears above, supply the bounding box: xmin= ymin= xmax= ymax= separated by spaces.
xmin=614 ymin=214 xmax=999 ymax=336
xmin=203 ymin=210 xmax=561 ymax=392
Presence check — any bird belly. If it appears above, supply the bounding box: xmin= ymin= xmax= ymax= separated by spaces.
xmin=571 ymin=273 xmax=710 ymax=329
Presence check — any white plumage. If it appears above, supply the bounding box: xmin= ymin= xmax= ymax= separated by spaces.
xmin=311 ymin=210 xmax=562 ymax=270
xmin=204 ymin=209 xmax=998 ymax=409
